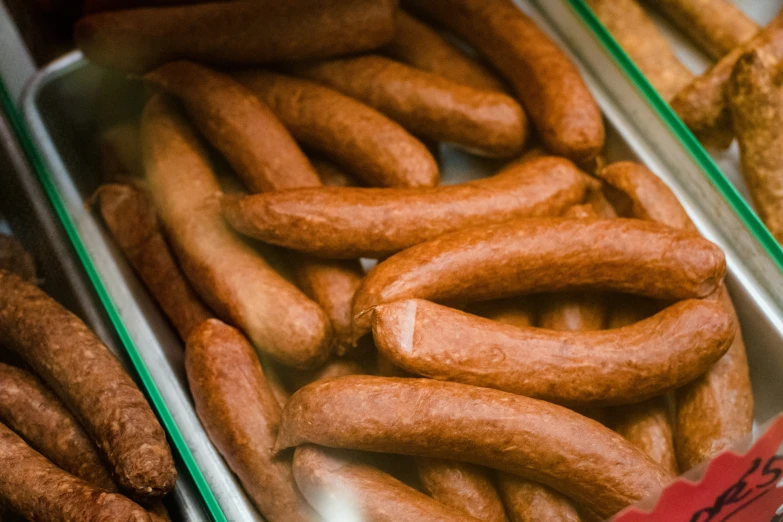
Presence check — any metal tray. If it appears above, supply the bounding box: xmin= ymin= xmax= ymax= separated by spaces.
xmin=0 ymin=85 xmax=206 ymax=519
xmin=16 ymin=0 xmax=783 ymax=519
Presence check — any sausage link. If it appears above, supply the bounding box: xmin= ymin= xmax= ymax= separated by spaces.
xmin=0 ymin=422 xmax=151 ymax=521
xmin=0 ymin=362 xmax=114 ymax=490
xmin=142 ymin=94 xmax=332 ymax=369
xmin=465 ymin=297 xmax=535 ymax=328
xmin=185 ymin=319 xmax=316 ymax=521
xmin=309 ymin=157 xmax=356 ymax=188
xmin=0 ymin=234 xmax=36 ymax=283
xmin=276 ymin=376 xmax=672 ymax=518
xmin=293 ymin=445 xmax=481 ymax=521
xmin=416 ymin=458 xmax=508 ymax=522
xmin=641 ymin=0 xmax=759 ymax=60
xmin=75 ymin=0 xmax=397 ymax=73
xmin=404 ymin=0 xmax=604 ymax=161
xmin=145 ymin=61 xmax=319 ymax=194
xmin=290 ymin=55 xmax=529 ymax=158
xmin=497 ymin=477 xmax=582 ymax=522
xmin=236 ymin=70 xmax=439 ymax=188
xmin=372 ymin=298 xmax=733 ymax=406
xmin=98 ymin=122 xmax=142 ymax=182
xmin=222 ymin=156 xmax=589 ymax=259
xmin=353 ymin=217 xmax=725 ymax=338
xmin=0 ymin=271 xmax=176 ymax=500
xmin=670 ymin=12 xmax=783 ymax=148
xmin=609 ymin=399 xmax=679 ymax=476
xmin=145 ymin=67 xmax=368 ymax=357
xmin=729 ymin=49 xmax=783 ymax=243
xmin=384 ymin=11 xmax=507 ymax=92
xmin=597 ymin=162 xmax=753 ymax=470
xmin=586 ymin=0 xmax=693 ymax=101
xmin=93 ymin=183 xmax=211 ymax=341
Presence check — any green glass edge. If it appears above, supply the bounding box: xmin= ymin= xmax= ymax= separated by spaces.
xmin=564 ymin=0 xmax=783 ymax=272
xmin=0 ymin=79 xmax=226 ymax=522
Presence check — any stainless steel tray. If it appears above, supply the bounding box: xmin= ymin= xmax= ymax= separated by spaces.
xmin=18 ymin=0 xmax=783 ymax=519
xmin=0 ymin=87 xmax=206 ymax=520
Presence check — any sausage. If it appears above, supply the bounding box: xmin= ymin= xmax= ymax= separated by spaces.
xmin=496 ymin=478 xmax=582 ymax=522
xmin=262 ymin=358 xmax=291 ymax=408
xmin=75 ymin=0 xmax=397 ymax=73
xmin=609 ymin=399 xmax=679 ymax=476
xmin=352 ymin=217 xmax=726 ymax=338
xmin=596 ymin=161 xmax=753 ymax=471
xmin=292 ymin=256 xmax=364 ymax=356
xmin=0 ymin=422 xmax=151 ymax=521
xmin=98 ymin=122 xmax=142 ymax=182
xmin=538 ymin=204 xmax=608 ymax=332
xmin=416 ymin=458 xmax=508 ymax=522
xmin=309 ymin=157 xmax=358 ymax=188
xmin=372 ymin=298 xmax=733 ymax=406
xmin=290 ymin=55 xmax=529 ymax=158
xmin=292 ymin=444 xmax=482 ymax=522
xmin=142 ymin=94 xmax=332 ymax=369
xmin=0 ymin=234 xmax=36 ymax=283
xmin=585 ymin=0 xmax=694 ymax=101
xmin=598 ymin=162 xmax=694 ymax=231
xmin=235 ymin=70 xmax=439 ymax=189
xmin=605 ymin=296 xmax=678 ymax=476
xmin=93 ymin=183 xmax=211 ymax=341
xmin=276 ymin=376 xmax=673 ymax=518
xmin=185 ymin=319 xmax=317 ymax=521
xmin=676 ymin=286 xmax=754 ymax=470
xmin=222 ymin=156 xmax=590 ymax=259
xmin=0 ymin=362 xmax=115 ymax=490
xmin=283 ymin=358 xmax=365 ymax=392
xmin=670 ymin=12 xmax=783 ymax=149
xmin=465 ymin=297 xmax=535 ymax=328
xmin=145 ymin=61 xmax=320 ymax=194
xmin=641 ymin=0 xmax=759 ymax=60
xmin=383 ymin=11 xmax=507 ymax=92
xmin=0 ymin=271 xmax=176 ymax=500
xmin=147 ymin=66 xmax=365 ymax=357
xmin=403 ymin=0 xmax=604 ymax=162
xmin=729 ymin=49 xmax=783 ymax=244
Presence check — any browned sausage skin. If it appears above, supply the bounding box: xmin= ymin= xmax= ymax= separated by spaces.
xmin=415 ymin=458 xmax=508 ymax=522
xmin=75 ymin=0 xmax=398 ymax=73
xmin=222 ymin=156 xmax=589 ymax=259
xmin=236 ymin=71 xmax=439 ymax=189
xmin=383 ymin=11 xmax=507 ymax=92
xmin=145 ymin=61 xmax=320 ymax=194
xmin=0 ymin=363 xmax=115 ymax=491
xmin=0 ymin=422 xmax=151 ymax=521
xmin=142 ymin=94 xmax=332 ymax=369
xmin=290 ymin=55 xmax=529 ymax=158
xmin=293 ymin=444 xmax=482 ymax=522
xmin=352 ymin=217 xmax=726 ymax=339
xmin=372 ymin=298 xmax=733 ymax=406
xmin=404 ymin=0 xmax=604 ymax=161
xmin=93 ymin=183 xmax=211 ymax=342
xmin=596 ymin=162 xmax=753 ymax=471
xmin=0 ymin=271 xmax=176 ymax=500
xmin=276 ymin=376 xmax=672 ymax=518
xmin=185 ymin=319 xmax=317 ymax=521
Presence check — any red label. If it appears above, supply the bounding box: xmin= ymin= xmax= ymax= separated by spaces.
xmin=614 ymin=416 xmax=783 ymax=522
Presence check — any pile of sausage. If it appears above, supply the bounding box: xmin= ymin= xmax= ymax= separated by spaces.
xmin=0 ymin=234 xmax=176 ymax=521
xmin=75 ymin=0 xmax=754 ymax=520
xmin=587 ymin=0 xmax=783 ymax=248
